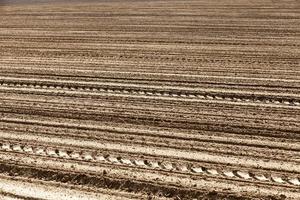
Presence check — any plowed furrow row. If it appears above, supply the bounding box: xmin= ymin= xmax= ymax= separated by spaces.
xmin=0 ymin=78 xmax=299 ymax=107
xmin=0 ymin=140 xmax=299 ymax=191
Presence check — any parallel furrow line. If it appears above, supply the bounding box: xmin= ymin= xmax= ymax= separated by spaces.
xmin=0 ymin=142 xmax=299 ymax=187
xmin=0 ymin=81 xmax=299 ymax=107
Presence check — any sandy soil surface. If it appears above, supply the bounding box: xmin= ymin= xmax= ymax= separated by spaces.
xmin=0 ymin=0 xmax=299 ymax=199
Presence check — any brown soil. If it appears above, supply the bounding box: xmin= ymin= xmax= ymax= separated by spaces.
xmin=0 ymin=0 xmax=299 ymax=199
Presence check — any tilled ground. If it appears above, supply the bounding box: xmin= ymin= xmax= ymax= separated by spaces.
xmin=0 ymin=0 xmax=299 ymax=199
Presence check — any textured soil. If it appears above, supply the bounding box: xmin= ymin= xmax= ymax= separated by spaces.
xmin=0 ymin=0 xmax=299 ymax=199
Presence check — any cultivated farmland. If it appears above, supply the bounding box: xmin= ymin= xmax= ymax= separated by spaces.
xmin=0 ymin=0 xmax=299 ymax=199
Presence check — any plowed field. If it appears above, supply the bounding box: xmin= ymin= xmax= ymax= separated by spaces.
xmin=0 ymin=0 xmax=299 ymax=199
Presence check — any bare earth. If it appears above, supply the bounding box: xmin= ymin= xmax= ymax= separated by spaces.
xmin=0 ymin=0 xmax=299 ymax=199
